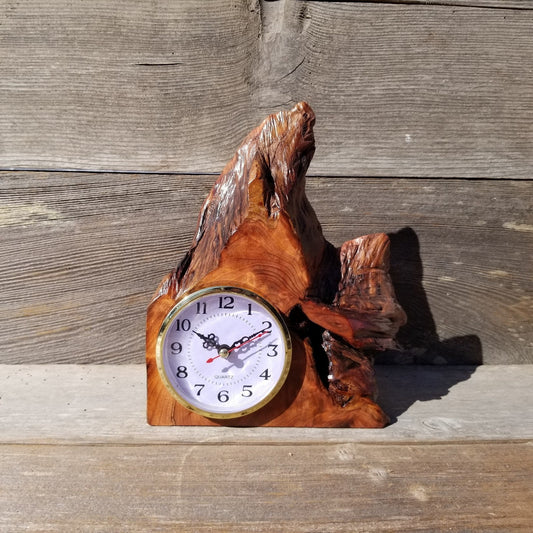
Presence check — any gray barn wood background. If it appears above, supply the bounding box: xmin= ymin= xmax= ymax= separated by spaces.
xmin=1 ymin=0 xmax=532 ymax=365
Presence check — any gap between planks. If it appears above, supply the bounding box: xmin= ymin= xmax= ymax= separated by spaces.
xmin=3 ymin=167 xmax=533 ymax=182
xmin=357 ymin=0 xmax=533 ymax=10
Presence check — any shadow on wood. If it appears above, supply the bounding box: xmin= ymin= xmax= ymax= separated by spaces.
xmin=373 ymin=226 xmax=483 ymax=422
xmin=376 ymin=365 xmax=479 ymax=425
xmin=385 ymin=226 xmax=484 ymax=365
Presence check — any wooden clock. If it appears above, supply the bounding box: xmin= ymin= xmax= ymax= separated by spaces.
xmin=146 ymin=102 xmax=406 ymax=428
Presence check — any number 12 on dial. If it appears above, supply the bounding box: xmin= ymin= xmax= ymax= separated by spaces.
xmin=155 ymin=287 xmax=292 ymax=419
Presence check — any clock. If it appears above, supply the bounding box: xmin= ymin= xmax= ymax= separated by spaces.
xmin=155 ymin=287 xmax=292 ymax=419
xmin=146 ymin=102 xmax=405 ymax=428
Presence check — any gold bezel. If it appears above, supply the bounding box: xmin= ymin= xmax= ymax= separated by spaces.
xmin=155 ymin=286 xmax=292 ymax=419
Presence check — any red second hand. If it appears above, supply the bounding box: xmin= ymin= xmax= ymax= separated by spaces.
xmin=206 ymin=331 xmax=270 ymax=363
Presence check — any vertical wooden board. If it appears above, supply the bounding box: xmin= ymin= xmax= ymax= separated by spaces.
xmin=262 ymin=2 xmax=533 ymax=178
xmin=0 ymin=0 xmax=260 ymax=172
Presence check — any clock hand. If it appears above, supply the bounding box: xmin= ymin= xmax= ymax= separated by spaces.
xmin=228 ymin=326 xmax=272 ymax=352
xmin=228 ymin=329 xmax=271 ymax=353
xmin=193 ymin=331 xmax=220 ymax=351
xmin=206 ymin=328 xmax=271 ymax=363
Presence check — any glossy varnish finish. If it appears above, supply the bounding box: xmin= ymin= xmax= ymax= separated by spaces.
xmin=147 ymin=103 xmax=405 ymax=427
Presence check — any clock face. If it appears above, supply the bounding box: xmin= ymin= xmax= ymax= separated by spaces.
xmin=156 ymin=287 xmax=292 ymax=419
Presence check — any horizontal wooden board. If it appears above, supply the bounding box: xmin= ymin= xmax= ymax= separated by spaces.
xmin=2 ymin=364 xmax=531 ymax=531
xmin=1 ymin=365 xmax=532 ymax=444
xmin=266 ymin=1 xmax=533 ymax=179
xmin=1 ymin=440 xmax=531 ymax=532
xmin=1 ymin=1 xmax=532 ymax=177
xmin=337 ymin=0 xmax=533 ymax=8
xmin=1 ymin=171 xmax=531 ymax=364
xmin=0 ymin=0 xmax=260 ymax=173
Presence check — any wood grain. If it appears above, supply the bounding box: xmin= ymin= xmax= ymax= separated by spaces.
xmin=336 ymin=0 xmax=533 ymax=8
xmin=2 ymin=364 xmax=533 ymax=444
xmin=1 ymin=440 xmax=531 ymax=532
xmin=146 ymin=102 xmax=404 ymax=427
xmin=1 ymin=1 xmax=532 ymax=177
xmin=0 ymin=0 xmax=261 ymax=172
xmin=1 ymin=2 xmax=531 ymax=528
xmin=286 ymin=1 xmax=533 ymax=178
xmin=2 ymin=363 xmax=531 ymax=531
xmin=310 ymin=177 xmax=533 ymax=365
xmin=1 ymin=171 xmax=531 ymax=364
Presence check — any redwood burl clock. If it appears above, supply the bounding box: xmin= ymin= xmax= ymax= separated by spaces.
xmin=146 ymin=102 xmax=406 ymax=427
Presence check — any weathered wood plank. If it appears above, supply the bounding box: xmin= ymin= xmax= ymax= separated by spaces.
xmin=0 ymin=0 xmax=260 ymax=172
xmin=284 ymin=1 xmax=533 ymax=178
xmin=0 ymin=440 xmax=531 ymax=532
xmin=310 ymin=176 xmax=533 ymax=365
xmin=1 ymin=2 xmax=532 ymax=177
xmin=342 ymin=0 xmax=533 ymax=8
xmin=1 ymin=365 xmax=532 ymax=444
xmin=1 ymin=172 xmax=531 ymax=364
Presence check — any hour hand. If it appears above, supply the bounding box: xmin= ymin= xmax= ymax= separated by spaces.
xmin=193 ymin=331 xmax=220 ymax=350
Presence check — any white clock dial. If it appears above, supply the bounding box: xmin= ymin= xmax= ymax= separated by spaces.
xmin=156 ymin=287 xmax=292 ymax=419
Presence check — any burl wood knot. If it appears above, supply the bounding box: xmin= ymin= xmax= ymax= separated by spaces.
xmin=151 ymin=101 xmax=406 ymax=427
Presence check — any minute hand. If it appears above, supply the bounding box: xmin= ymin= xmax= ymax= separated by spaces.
xmin=228 ymin=328 xmax=271 ymax=353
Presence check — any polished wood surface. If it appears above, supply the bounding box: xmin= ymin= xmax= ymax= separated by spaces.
xmin=147 ymin=103 xmax=406 ymax=427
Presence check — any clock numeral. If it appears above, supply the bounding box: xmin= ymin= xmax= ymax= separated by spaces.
xmin=194 ymin=384 xmax=205 ymax=396
xmin=196 ymin=302 xmax=207 ymax=315
xmin=247 ymin=303 xmax=252 ymax=315
xmin=217 ymin=390 xmax=229 ymax=403
xmin=262 ymin=320 xmax=272 ymax=330
xmin=266 ymin=344 xmax=278 ymax=357
xmin=176 ymin=366 xmax=188 ymax=378
xmin=170 ymin=342 xmax=182 ymax=354
xmin=218 ymin=296 xmax=235 ymax=309
xmin=259 ymin=369 xmax=271 ymax=381
xmin=242 ymin=385 xmax=253 ymax=397
xmin=176 ymin=319 xmax=191 ymax=331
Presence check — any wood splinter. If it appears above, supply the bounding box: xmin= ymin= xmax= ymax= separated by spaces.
xmin=146 ymin=101 xmax=406 ymax=427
